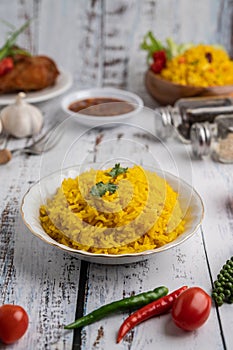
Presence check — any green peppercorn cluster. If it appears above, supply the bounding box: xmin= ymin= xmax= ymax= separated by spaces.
xmin=212 ymin=257 xmax=233 ymax=306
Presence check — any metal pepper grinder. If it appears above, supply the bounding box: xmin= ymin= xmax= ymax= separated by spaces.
xmin=155 ymin=96 xmax=233 ymax=143
xmin=190 ymin=114 xmax=233 ymax=163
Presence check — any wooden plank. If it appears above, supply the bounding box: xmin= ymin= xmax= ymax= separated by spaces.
xmin=230 ymin=0 xmax=233 ymax=56
xmin=0 ymin=1 xmax=233 ymax=349
xmin=215 ymin=0 xmax=233 ymax=54
xmin=0 ymin=108 xmax=101 ymax=349
xmin=78 ymin=112 xmax=224 ymax=349
xmin=82 ymin=239 xmax=223 ymax=350
xmin=103 ymin=0 xmax=137 ymax=88
xmin=0 ymin=1 xmax=19 ymax=47
xmin=191 ymin=158 xmax=233 ymax=350
xmin=0 ymin=0 xmax=232 ymax=97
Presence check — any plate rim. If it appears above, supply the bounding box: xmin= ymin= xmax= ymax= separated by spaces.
xmin=20 ymin=164 xmax=204 ymax=261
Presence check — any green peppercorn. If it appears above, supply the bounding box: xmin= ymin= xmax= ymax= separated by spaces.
xmin=223 ymin=272 xmax=231 ymax=279
xmin=224 ymin=289 xmax=231 ymax=298
xmin=212 ymin=256 xmax=233 ymax=307
xmin=215 ymin=296 xmax=224 ymax=306
xmin=212 ymin=292 xmax=218 ymax=299
xmin=225 ymin=282 xmax=232 ymax=289
xmin=214 ymin=281 xmax=222 ymax=288
xmin=216 ymin=287 xmax=224 ymax=293
xmin=219 ymin=292 xmax=225 ymax=299
xmin=218 ymin=276 xmax=226 ymax=283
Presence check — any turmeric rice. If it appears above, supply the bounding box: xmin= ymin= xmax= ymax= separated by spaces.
xmin=161 ymin=44 xmax=233 ymax=87
xmin=39 ymin=165 xmax=185 ymax=255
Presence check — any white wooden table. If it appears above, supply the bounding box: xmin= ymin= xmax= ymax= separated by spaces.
xmin=0 ymin=0 xmax=233 ymax=349
xmin=0 ymin=93 xmax=233 ymax=350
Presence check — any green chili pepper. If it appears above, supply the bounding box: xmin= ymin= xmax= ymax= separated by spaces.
xmin=64 ymin=286 xmax=168 ymax=329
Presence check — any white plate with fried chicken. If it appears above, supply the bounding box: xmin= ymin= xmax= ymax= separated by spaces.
xmin=0 ymin=70 xmax=72 ymax=105
xmin=0 ymin=20 xmax=72 ymax=104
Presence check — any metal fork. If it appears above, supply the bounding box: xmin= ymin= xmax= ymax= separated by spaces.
xmin=0 ymin=123 xmax=62 ymax=164
xmin=10 ymin=122 xmax=62 ymax=155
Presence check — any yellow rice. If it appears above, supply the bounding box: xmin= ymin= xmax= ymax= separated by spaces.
xmin=39 ymin=165 xmax=185 ymax=255
xmin=161 ymin=44 xmax=233 ymax=87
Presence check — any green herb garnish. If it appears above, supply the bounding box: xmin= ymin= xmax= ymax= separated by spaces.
xmin=106 ymin=163 xmax=128 ymax=178
xmin=90 ymin=164 xmax=127 ymax=197
xmin=90 ymin=181 xmax=118 ymax=197
xmin=0 ymin=19 xmax=31 ymax=61
xmin=140 ymin=32 xmax=193 ymax=64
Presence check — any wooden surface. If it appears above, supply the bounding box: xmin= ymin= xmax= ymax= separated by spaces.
xmin=1 ymin=0 xmax=233 ymax=108
xmin=0 ymin=1 xmax=233 ymax=349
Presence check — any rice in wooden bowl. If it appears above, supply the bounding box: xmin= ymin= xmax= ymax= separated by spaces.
xmin=145 ymin=43 xmax=233 ymax=105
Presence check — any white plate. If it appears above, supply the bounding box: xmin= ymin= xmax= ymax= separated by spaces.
xmin=0 ymin=71 xmax=73 ymax=105
xmin=21 ymin=164 xmax=204 ymax=265
xmin=61 ymin=87 xmax=144 ymax=128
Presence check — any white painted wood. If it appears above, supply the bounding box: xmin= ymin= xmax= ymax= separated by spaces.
xmin=80 ymin=112 xmax=225 ymax=350
xmin=0 ymin=0 xmax=233 ymax=349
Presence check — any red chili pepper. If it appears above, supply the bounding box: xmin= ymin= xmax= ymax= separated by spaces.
xmin=116 ymin=285 xmax=188 ymax=343
xmin=0 ymin=57 xmax=14 ymax=76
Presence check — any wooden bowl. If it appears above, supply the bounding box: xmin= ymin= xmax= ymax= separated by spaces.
xmin=145 ymin=69 xmax=233 ymax=105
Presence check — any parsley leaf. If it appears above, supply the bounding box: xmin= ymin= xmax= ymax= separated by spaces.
xmin=90 ymin=181 xmax=118 ymax=197
xmin=106 ymin=163 xmax=128 ymax=178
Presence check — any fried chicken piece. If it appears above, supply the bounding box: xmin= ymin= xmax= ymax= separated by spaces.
xmin=0 ymin=55 xmax=60 ymax=94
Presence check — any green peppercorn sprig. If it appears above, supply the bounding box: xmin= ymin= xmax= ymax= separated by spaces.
xmin=212 ymin=257 xmax=233 ymax=306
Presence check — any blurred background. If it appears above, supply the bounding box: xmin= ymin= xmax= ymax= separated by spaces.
xmin=0 ymin=0 xmax=232 ymax=106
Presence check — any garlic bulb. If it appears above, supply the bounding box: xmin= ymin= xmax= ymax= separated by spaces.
xmin=0 ymin=92 xmax=43 ymax=138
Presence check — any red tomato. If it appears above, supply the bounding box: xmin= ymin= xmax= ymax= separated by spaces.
xmin=151 ymin=50 xmax=167 ymax=73
xmin=172 ymin=287 xmax=211 ymax=331
xmin=0 ymin=57 xmax=14 ymax=76
xmin=0 ymin=304 xmax=29 ymax=344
